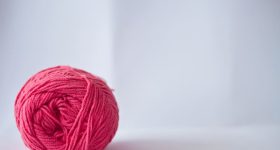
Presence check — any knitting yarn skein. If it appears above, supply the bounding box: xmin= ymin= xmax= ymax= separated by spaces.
xmin=15 ymin=66 xmax=119 ymax=150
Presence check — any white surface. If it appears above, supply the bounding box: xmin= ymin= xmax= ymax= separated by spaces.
xmin=107 ymin=126 xmax=280 ymax=150
xmin=0 ymin=0 xmax=279 ymax=149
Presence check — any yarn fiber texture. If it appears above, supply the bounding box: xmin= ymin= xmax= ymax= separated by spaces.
xmin=15 ymin=66 xmax=119 ymax=150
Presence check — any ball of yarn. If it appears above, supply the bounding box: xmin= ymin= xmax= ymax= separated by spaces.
xmin=14 ymin=66 xmax=119 ymax=150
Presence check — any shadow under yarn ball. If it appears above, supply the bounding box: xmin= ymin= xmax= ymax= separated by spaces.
xmin=14 ymin=66 xmax=119 ymax=150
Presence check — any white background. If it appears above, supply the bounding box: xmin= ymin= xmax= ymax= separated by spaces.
xmin=0 ymin=0 xmax=279 ymax=149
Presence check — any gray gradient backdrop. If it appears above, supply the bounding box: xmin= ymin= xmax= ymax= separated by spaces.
xmin=0 ymin=0 xmax=279 ymax=149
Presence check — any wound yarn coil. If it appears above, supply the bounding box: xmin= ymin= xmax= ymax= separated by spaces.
xmin=15 ymin=66 xmax=119 ymax=150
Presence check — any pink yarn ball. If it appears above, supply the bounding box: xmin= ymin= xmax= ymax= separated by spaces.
xmin=15 ymin=66 xmax=119 ymax=150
